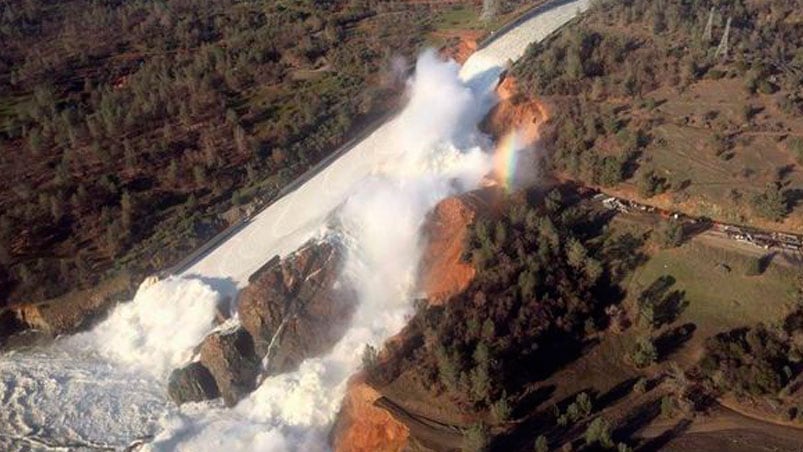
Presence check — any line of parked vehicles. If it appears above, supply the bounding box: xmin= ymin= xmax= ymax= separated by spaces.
xmin=593 ymin=193 xmax=803 ymax=253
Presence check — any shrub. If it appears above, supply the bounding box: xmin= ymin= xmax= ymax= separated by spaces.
xmin=750 ymin=182 xmax=788 ymax=222
xmin=638 ymin=170 xmax=667 ymax=198
xmin=788 ymin=137 xmax=803 ymax=165
xmin=630 ymin=336 xmax=658 ymax=368
xmin=660 ymin=395 xmax=675 ymax=418
xmin=463 ymin=423 xmax=490 ymax=452
xmin=584 ymin=416 xmax=614 ymax=448
xmin=633 ymin=377 xmax=648 ymax=394
xmin=656 ymin=221 xmax=684 ymax=248
xmin=491 ymin=392 xmax=512 ymax=422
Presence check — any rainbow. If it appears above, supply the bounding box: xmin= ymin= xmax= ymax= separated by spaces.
xmin=493 ymin=131 xmax=522 ymax=192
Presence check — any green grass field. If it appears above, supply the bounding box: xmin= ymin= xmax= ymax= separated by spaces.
xmin=542 ymin=225 xmax=801 ymax=403
xmin=626 ymin=241 xmax=799 ymax=333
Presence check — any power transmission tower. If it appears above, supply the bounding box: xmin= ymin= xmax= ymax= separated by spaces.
xmin=714 ymin=17 xmax=731 ymax=59
xmin=702 ymin=7 xmax=714 ymax=42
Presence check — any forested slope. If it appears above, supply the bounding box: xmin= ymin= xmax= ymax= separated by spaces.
xmin=0 ymin=0 xmax=530 ymax=305
xmin=514 ymin=0 xmax=803 ymax=230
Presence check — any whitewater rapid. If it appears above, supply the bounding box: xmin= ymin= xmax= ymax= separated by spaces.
xmin=0 ymin=1 xmax=590 ymax=450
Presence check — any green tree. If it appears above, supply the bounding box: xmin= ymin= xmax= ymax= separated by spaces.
xmin=435 ymin=343 xmax=459 ymax=392
xmin=470 ymin=343 xmax=491 ymax=402
xmin=534 ymin=435 xmax=548 ymax=452
xmin=584 ymin=416 xmax=614 ymax=448
xmin=491 ymin=392 xmax=512 ymax=422
xmin=361 ymin=344 xmax=377 ymax=370
xmin=463 ymin=422 xmax=490 ymax=452
xmin=121 ymin=190 xmax=133 ymax=233
xmin=638 ymin=170 xmax=666 ymax=198
xmin=751 ymin=182 xmax=788 ymax=222
xmin=660 ymin=395 xmax=675 ymax=418
xmin=630 ymin=336 xmax=658 ymax=368
xmin=656 ymin=221 xmax=684 ymax=248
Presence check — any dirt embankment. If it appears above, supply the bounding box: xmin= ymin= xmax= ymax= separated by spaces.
xmin=332 ymin=190 xmax=493 ymax=452
xmin=417 ymin=188 xmax=502 ymax=305
xmin=481 ymin=74 xmax=548 ymax=143
xmin=437 ymin=30 xmax=484 ymax=65
xmin=331 ymin=74 xmax=547 ymax=452
xmin=331 ymin=375 xmax=411 ymax=452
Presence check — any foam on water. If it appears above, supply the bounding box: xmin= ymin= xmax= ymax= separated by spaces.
xmin=149 ymin=49 xmax=494 ymax=452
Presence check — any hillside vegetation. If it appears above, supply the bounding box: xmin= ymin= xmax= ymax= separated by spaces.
xmin=0 ymin=0 xmax=534 ymax=306
xmin=513 ymin=0 xmax=803 ymax=231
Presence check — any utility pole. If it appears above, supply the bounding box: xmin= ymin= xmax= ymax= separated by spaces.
xmin=702 ymin=7 xmax=714 ymax=42
xmin=715 ymin=17 xmax=731 ymax=59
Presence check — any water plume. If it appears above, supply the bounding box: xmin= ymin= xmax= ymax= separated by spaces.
xmin=146 ymin=48 xmax=495 ymax=451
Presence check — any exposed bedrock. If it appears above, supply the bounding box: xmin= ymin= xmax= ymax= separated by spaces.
xmin=237 ymin=239 xmax=356 ymax=376
xmin=199 ymin=325 xmax=261 ymax=407
xmin=167 ymin=361 xmax=220 ymax=405
xmin=166 ymin=238 xmax=355 ymax=406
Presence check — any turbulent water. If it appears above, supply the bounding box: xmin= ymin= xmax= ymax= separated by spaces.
xmin=0 ymin=1 xmax=590 ymax=450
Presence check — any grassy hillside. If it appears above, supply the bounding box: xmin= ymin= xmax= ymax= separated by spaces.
xmin=365 ymin=186 xmax=803 ymax=451
xmin=513 ymin=0 xmax=803 ymax=232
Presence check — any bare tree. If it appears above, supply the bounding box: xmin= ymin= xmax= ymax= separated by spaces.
xmin=481 ymin=0 xmax=498 ymax=23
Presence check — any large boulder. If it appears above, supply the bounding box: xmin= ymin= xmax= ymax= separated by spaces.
xmin=167 ymin=361 xmax=219 ymax=405
xmin=199 ymin=325 xmax=260 ymax=407
xmin=164 ymin=239 xmax=356 ymax=407
xmin=238 ymin=240 xmax=356 ymax=376
xmin=9 ymin=274 xmax=135 ymax=338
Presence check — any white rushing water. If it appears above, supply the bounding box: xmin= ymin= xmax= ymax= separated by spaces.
xmin=0 ymin=1 xmax=590 ymax=450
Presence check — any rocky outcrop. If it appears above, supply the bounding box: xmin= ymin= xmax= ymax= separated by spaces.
xmin=167 ymin=361 xmax=220 ymax=405
xmin=199 ymin=326 xmax=261 ymax=407
xmin=238 ymin=240 xmax=355 ymax=376
xmin=6 ymin=274 xmax=135 ymax=340
xmin=165 ymin=239 xmax=355 ymax=406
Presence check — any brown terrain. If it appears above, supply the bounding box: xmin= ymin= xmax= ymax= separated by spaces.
xmin=332 ymin=376 xmax=411 ymax=452
xmin=437 ymin=30 xmax=484 ymax=65
xmin=332 ymin=73 xmax=543 ymax=451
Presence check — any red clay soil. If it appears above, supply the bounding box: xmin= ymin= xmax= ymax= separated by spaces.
xmin=417 ymin=188 xmax=502 ymax=305
xmin=331 ymin=75 xmax=548 ymax=452
xmin=482 ymin=75 xmax=547 ymax=143
xmin=332 ymin=375 xmax=410 ymax=452
xmin=436 ymin=30 xmax=484 ymax=64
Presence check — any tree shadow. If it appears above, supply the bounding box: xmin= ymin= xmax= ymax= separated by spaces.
xmin=654 ymin=290 xmax=688 ymax=328
xmin=603 ymin=232 xmax=649 ymax=283
xmin=596 ymin=377 xmax=639 ymax=410
xmin=638 ymin=276 xmax=689 ymax=329
xmin=758 ymin=252 xmax=777 ymax=274
xmin=512 ymin=384 xmax=556 ymax=419
xmin=655 ymin=323 xmax=696 ymax=360
xmin=783 ymin=188 xmax=803 ymax=209
xmin=682 ymin=217 xmax=714 ymax=241
xmin=777 ymin=164 xmax=796 ymax=181
xmin=493 ymin=387 xmax=594 ymax=451
xmin=612 ymin=398 xmax=662 ymax=441
xmin=637 ymin=418 xmax=692 ymax=451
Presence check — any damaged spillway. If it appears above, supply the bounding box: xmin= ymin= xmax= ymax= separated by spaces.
xmin=0 ymin=1 xmax=591 ymax=451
